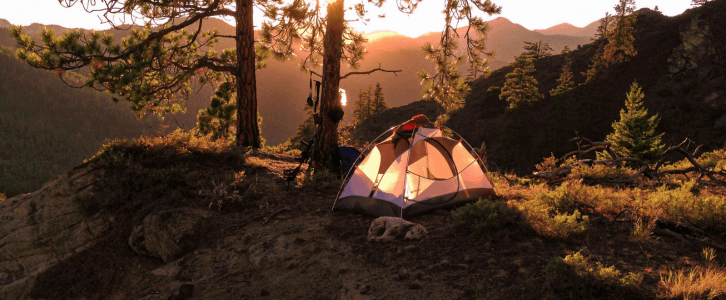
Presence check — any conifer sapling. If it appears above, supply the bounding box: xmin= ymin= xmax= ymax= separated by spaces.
xmin=605 ymin=81 xmax=664 ymax=162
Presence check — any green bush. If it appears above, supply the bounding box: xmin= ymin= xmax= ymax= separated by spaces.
xmin=452 ymin=198 xmax=522 ymax=236
xmin=545 ymin=251 xmax=643 ymax=288
xmin=533 ymin=181 xmax=627 ymax=217
xmin=644 ymin=181 xmax=726 ymax=232
xmin=568 ymin=164 xmax=636 ymax=181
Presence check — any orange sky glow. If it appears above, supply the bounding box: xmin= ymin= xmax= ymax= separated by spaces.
xmin=2 ymin=0 xmax=692 ymax=38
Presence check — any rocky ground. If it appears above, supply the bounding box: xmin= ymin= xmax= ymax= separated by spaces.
xmin=2 ymin=145 xmax=725 ymax=300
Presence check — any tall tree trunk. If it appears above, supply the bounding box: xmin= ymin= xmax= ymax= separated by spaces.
xmin=312 ymin=0 xmax=345 ymax=169
xmin=235 ymin=0 xmax=260 ymax=148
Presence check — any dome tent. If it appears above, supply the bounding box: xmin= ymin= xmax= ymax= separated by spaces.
xmin=333 ymin=115 xmax=496 ymax=219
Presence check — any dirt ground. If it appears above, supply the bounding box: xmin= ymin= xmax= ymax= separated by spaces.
xmin=24 ymin=150 xmax=726 ymax=300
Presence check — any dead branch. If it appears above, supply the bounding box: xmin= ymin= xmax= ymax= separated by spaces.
xmin=537 ymin=136 xmax=725 ymax=183
xmin=340 ymin=63 xmax=402 ymax=80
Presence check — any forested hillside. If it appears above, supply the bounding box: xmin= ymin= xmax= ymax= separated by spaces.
xmin=0 ymin=47 xmax=155 ymax=196
xmin=354 ymin=3 xmax=726 ymax=175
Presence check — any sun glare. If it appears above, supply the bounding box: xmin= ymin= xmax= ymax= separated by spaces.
xmin=339 ymin=88 xmax=347 ymax=106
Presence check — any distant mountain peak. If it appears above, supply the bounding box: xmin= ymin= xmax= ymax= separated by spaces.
xmin=364 ymin=31 xmax=407 ymax=41
xmin=0 ymin=19 xmax=11 ymax=29
xmin=533 ymin=21 xmax=596 ymax=37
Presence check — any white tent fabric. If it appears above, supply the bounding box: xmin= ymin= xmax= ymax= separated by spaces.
xmin=333 ymin=126 xmax=496 ymax=219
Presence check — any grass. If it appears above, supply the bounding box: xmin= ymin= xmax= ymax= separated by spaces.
xmin=660 ymin=265 xmax=726 ymax=300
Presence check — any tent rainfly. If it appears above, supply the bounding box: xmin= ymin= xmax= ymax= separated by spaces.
xmin=333 ymin=115 xmax=496 ymax=219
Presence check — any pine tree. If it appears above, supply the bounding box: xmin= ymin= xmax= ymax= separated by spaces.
xmin=560 ymin=45 xmax=571 ymax=55
xmin=602 ymin=0 xmax=637 ymax=66
xmin=353 ymin=88 xmax=372 ymax=125
xmin=583 ymin=0 xmax=637 ymax=84
xmin=372 ymin=83 xmax=388 ymax=113
xmin=595 ymin=13 xmax=614 ymax=40
xmin=523 ymin=41 xmax=553 ymax=59
xmin=418 ymin=0 xmax=502 ymax=127
xmin=500 ymin=54 xmax=543 ymax=110
xmin=606 ymin=81 xmax=664 ymax=162
xmin=265 ymin=0 xmax=501 ymax=169
xmin=550 ymin=59 xmax=575 ymax=97
xmin=11 ymin=0 xmax=271 ymax=148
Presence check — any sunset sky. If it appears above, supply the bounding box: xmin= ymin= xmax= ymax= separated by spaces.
xmin=2 ymin=0 xmax=693 ymax=38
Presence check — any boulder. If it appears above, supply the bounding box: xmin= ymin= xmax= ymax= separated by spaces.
xmin=367 ymin=217 xmax=428 ymax=243
xmin=128 ymin=209 xmax=204 ymax=263
xmin=668 ymin=17 xmax=717 ymax=76
xmin=0 ymin=164 xmax=111 ymax=298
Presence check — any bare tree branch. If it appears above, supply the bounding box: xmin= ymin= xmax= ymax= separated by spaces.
xmin=340 ymin=64 xmax=402 ymax=80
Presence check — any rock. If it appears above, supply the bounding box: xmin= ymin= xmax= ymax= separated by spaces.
xmin=168 ymin=283 xmax=194 ymax=300
xmin=714 ymin=114 xmax=726 ymax=129
xmin=359 ymin=284 xmax=372 ymax=295
xmin=367 ymin=217 xmax=429 ymax=243
xmin=395 ymin=268 xmax=410 ymax=280
xmin=0 ymin=164 xmax=111 ymax=298
xmin=129 ymin=209 xmax=204 ymax=263
xmin=668 ymin=17 xmax=717 ymax=75
xmin=151 ymin=260 xmax=182 ymax=277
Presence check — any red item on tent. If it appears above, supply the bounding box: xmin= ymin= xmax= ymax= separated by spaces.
xmin=399 ymin=114 xmax=430 ymax=131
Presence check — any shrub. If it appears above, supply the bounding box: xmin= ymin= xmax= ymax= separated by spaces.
xmin=546 ymin=251 xmax=643 ymax=288
xmin=516 ymin=198 xmax=589 ymax=238
xmin=568 ymin=163 xmax=636 ymax=181
xmin=643 ymin=181 xmax=726 ymax=232
xmin=0 ymin=193 xmax=5 ymax=202
xmin=535 ymin=153 xmax=558 ymax=174
xmin=660 ymin=266 xmax=726 ymax=300
xmin=452 ymin=198 xmax=522 ymax=236
xmin=533 ymin=181 xmax=628 ymax=217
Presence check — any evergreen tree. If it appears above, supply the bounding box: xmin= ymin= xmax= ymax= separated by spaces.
xmin=353 ymin=87 xmax=372 ymax=125
xmin=198 ymin=79 xmax=237 ymax=141
xmin=500 ymin=54 xmax=543 ymax=110
xmin=560 ymin=45 xmax=571 ymax=55
xmin=595 ymin=13 xmax=614 ymax=40
xmin=606 ymin=81 xmax=664 ymax=161
xmin=372 ymin=83 xmax=388 ymax=113
xmin=550 ymin=59 xmax=575 ymax=97
xmin=583 ymin=0 xmax=637 ymax=84
xmin=523 ymin=41 xmax=553 ymax=59
xmin=602 ymin=0 xmax=638 ymax=66
xmin=11 ymin=0 xmax=273 ymax=148
xmin=418 ymin=0 xmax=502 ymax=127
